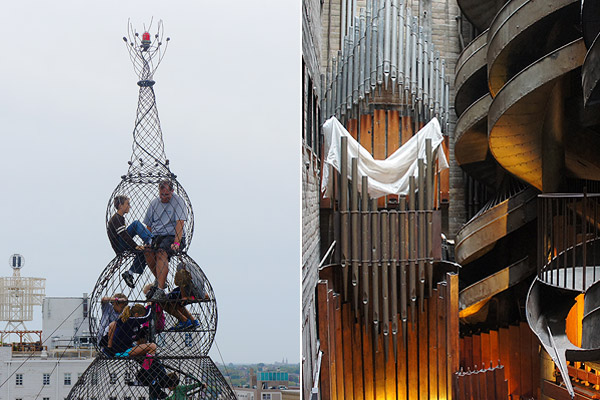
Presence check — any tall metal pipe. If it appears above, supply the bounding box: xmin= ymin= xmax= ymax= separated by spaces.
xmin=390 ymin=209 xmax=399 ymax=360
xmin=417 ymin=158 xmax=426 ymax=311
xmin=365 ymin=4 xmax=372 ymax=96
xmin=426 ymin=138 xmax=434 ymax=297
xmin=336 ymin=51 xmax=343 ymax=115
xmin=404 ymin=8 xmax=412 ymax=97
xmin=362 ymin=176 xmax=371 ymax=328
xmin=434 ymin=51 xmax=440 ymax=117
xmin=341 ymin=136 xmax=349 ymax=301
xmin=381 ymin=210 xmax=390 ymax=360
xmin=397 ymin=1 xmax=405 ymax=91
xmin=390 ymin=0 xmax=398 ymax=86
xmin=351 ymin=158 xmax=360 ymax=316
xmin=423 ymin=39 xmax=429 ymax=119
xmin=371 ymin=3 xmax=379 ymax=94
xmin=428 ymin=46 xmax=435 ymax=114
xmin=376 ymin=0 xmax=384 ymax=87
xmin=353 ymin=17 xmax=360 ymax=105
xmin=410 ymin=17 xmax=417 ymax=104
xmin=359 ymin=9 xmax=366 ymax=101
xmin=346 ymin=34 xmax=354 ymax=112
xmin=383 ymin=0 xmax=392 ymax=88
xmin=417 ymin=27 xmax=423 ymax=105
xmin=342 ymin=0 xmax=347 ymax=49
xmin=399 ymin=196 xmax=408 ymax=347
xmin=371 ymin=198 xmax=380 ymax=350
xmin=408 ymin=176 xmax=417 ymax=321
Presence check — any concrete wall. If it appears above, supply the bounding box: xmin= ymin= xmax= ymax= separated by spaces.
xmin=42 ymin=297 xmax=87 ymax=350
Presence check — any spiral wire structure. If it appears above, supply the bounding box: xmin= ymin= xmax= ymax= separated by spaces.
xmin=67 ymin=22 xmax=235 ymax=400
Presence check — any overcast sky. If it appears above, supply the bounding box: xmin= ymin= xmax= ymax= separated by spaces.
xmin=0 ymin=1 xmax=300 ymax=365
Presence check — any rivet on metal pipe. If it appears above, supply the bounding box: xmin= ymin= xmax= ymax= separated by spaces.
xmin=340 ymin=136 xmax=349 ymax=301
xmin=351 ymin=158 xmax=360 ymax=317
xmin=362 ymin=176 xmax=371 ymax=329
xmin=381 ymin=210 xmax=391 ymax=361
xmin=371 ymin=198 xmax=380 ymax=350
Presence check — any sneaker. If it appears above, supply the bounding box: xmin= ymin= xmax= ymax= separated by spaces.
xmin=149 ymin=288 xmax=167 ymax=302
xmin=168 ymin=320 xmax=190 ymax=331
xmin=121 ymin=271 xmax=135 ymax=288
xmin=190 ymin=319 xmax=200 ymax=329
xmin=145 ymin=286 xmax=157 ymax=300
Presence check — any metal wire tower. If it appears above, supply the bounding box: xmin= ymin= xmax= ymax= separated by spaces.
xmin=67 ymin=21 xmax=235 ymax=400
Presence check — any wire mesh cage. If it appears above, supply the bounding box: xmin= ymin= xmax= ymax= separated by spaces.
xmin=89 ymin=253 xmax=217 ymax=356
xmin=67 ymin=356 xmax=236 ymax=400
xmin=65 ymin=21 xmax=234 ymax=399
xmin=106 ymin=176 xmax=195 ymax=251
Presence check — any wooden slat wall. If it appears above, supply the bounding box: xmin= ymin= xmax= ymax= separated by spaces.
xmin=458 ymin=321 xmax=541 ymax=399
xmin=317 ymin=273 xmax=459 ymax=400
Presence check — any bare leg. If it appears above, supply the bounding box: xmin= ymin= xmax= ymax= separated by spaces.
xmin=145 ymin=251 xmax=157 ymax=279
xmin=129 ymin=342 xmax=156 ymax=357
xmin=162 ymin=302 xmax=186 ymax=322
xmin=177 ymin=305 xmax=194 ymax=321
xmin=156 ymin=250 xmax=168 ymax=289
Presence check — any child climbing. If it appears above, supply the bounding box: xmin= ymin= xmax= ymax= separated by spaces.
xmin=107 ymin=195 xmax=153 ymax=288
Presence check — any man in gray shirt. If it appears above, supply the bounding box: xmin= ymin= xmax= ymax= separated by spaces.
xmin=144 ymin=179 xmax=187 ymax=301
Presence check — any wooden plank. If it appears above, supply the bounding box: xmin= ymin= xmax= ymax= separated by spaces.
xmin=480 ymin=332 xmax=490 ymax=370
xmin=360 ymin=114 xmax=373 ymax=154
xmin=385 ymin=332 xmax=396 ymax=399
xmin=373 ymin=109 xmax=387 ymax=160
xmin=455 ymin=374 xmax=465 ymax=400
xmin=375 ymin=333 xmax=386 ymax=399
xmin=471 ymin=370 xmax=481 ymax=400
xmin=472 ymin=335 xmax=481 ymax=370
xmin=498 ymin=327 xmax=511 ymax=394
xmin=429 ymin=289 xmax=439 ymax=399
xmin=464 ymin=335 xmax=473 ymax=370
xmin=333 ymin=295 xmax=344 ymax=400
xmin=520 ymin=322 xmax=533 ymax=397
xmin=437 ymin=282 xmax=448 ymax=400
xmin=353 ymin=319 xmax=364 ymax=400
xmin=531 ymin=327 xmax=540 ymax=398
xmin=464 ymin=372 xmax=472 ymax=400
xmin=373 ymin=109 xmax=387 ymax=208
xmin=489 ymin=330 xmax=499 ymax=368
xmin=342 ymin=303 xmax=354 ymax=399
xmin=459 ymin=338 xmax=465 ymax=371
xmin=363 ymin=325 xmax=374 ymax=400
xmin=387 ymin=110 xmax=400 ymax=204
xmin=408 ymin=313 xmax=420 ymax=400
xmin=401 ymin=114 xmax=413 ymax=145
xmin=348 ymin=118 xmax=358 ymax=140
xmin=317 ymin=282 xmax=332 ymax=400
xmin=328 ymin=290 xmax=338 ymax=400
xmin=508 ymin=324 xmax=521 ymax=398
xmin=486 ymin=367 xmax=496 ymax=400
xmin=494 ymin=366 xmax=508 ymax=400
xmin=397 ymin=313 xmax=408 ymax=400
xmin=542 ymin=379 xmax=597 ymax=400
xmin=447 ymin=273 xmax=460 ymax=400
xmin=419 ymin=299 xmax=429 ymax=400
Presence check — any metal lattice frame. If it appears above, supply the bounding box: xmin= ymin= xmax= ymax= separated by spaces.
xmin=67 ymin=356 xmax=236 ymax=400
xmin=68 ymin=22 xmax=233 ymax=399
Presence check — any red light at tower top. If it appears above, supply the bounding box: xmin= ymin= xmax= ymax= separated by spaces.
xmin=141 ymin=31 xmax=151 ymax=51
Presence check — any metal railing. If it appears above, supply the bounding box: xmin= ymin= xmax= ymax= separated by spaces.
xmin=538 ymin=192 xmax=600 ymax=291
